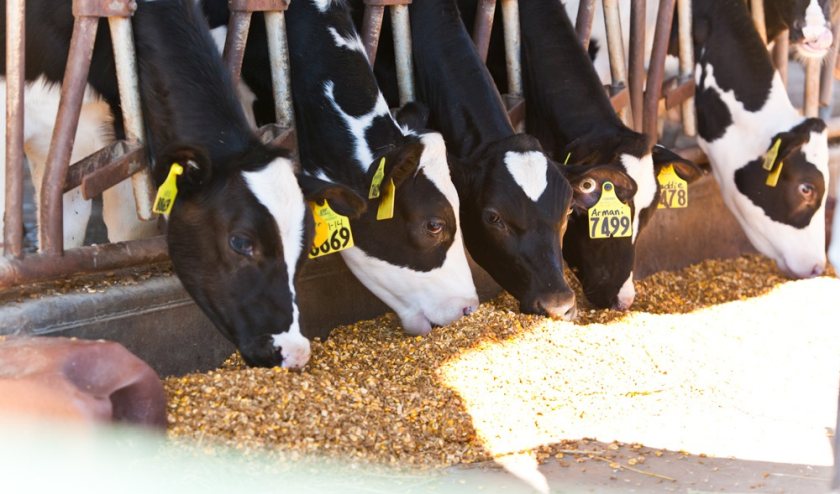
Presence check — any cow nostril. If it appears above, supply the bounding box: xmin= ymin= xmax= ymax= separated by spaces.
xmin=563 ymin=304 xmax=577 ymax=321
xmin=812 ymin=264 xmax=825 ymax=277
xmin=463 ymin=305 xmax=477 ymax=316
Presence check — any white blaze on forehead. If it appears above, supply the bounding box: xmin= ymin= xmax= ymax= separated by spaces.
xmin=242 ymin=157 xmax=312 ymax=369
xmin=620 ymin=153 xmax=656 ymax=243
xmin=324 ymin=80 xmax=391 ymax=170
xmin=327 ymin=27 xmax=367 ymax=57
xmin=504 ymin=151 xmax=549 ymax=202
xmin=311 ymin=0 xmax=336 ymax=13
xmin=805 ymin=0 xmax=827 ymax=29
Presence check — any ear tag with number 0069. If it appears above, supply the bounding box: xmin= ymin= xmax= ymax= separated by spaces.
xmin=308 ymin=200 xmax=354 ymax=259
xmin=657 ymin=164 xmax=688 ymax=209
xmin=588 ymin=181 xmax=632 ymax=239
xmin=152 ymin=163 xmax=184 ymax=215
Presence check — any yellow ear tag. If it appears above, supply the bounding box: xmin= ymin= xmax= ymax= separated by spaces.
xmin=657 ymin=164 xmax=689 ymax=209
xmin=762 ymin=138 xmax=782 ymax=171
xmin=308 ymin=200 xmax=354 ymax=259
xmin=563 ymin=152 xmax=572 ymax=165
xmin=152 ymin=163 xmax=184 ymax=215
xmin=765 ymin=160 xmax=784 ymax=187
xmin=369 ymin=157 xmax=386 ymax=199
xmin=588 ymin=181 xmax=632 ymax=239
xmin=376 ymin=179 xmax=396 ymax=220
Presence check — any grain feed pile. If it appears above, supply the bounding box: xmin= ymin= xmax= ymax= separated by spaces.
xmin=165 ymin=255 xmax=840 ymax=468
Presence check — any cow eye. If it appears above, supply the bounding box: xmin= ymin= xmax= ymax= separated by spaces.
xmin=798 ymin=183 xmax=816 ymax=199
xmin=484 ymin=210 xmax=505 ymax=229
xmin=425 ymin=218 xmax=445 ymax=236
xmin=579 ymin=178 xmax=597 ymax=194
xmin=229 ymin=234 xmax=255 ymax=257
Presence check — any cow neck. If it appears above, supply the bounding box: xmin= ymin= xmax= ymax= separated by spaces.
xmin=518 ymin=0 xmax=626 ymax=158
xmin=133 ymin=1 xmax=254 ymax=166
xmin=409 ymin=0 xmax=514 ymax=160
xmin=285 ymin=0 xmax=405 ymax=191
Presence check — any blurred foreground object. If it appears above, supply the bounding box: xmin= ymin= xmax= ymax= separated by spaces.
xmin=0 ymin=337 xmax=166 ymax=427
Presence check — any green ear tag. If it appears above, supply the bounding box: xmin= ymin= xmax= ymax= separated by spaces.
xmin=369 ymin=157 xmax=386 ymax=199
xmin=588 ymin=181 xmax=632 ymax=239
xmin=152 ymin=163 xmax=184 ymax=215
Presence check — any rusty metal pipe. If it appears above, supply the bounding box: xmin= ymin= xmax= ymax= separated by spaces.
xmin=750 ymin=0 xmax=768 ymax=44
xmin=40 ymin=16 xmax=99 ymax=255
xmin=804 ymin=58 xmax=820 ymax=117
xmin=677 ymin=0 xmax=696 ymax=136
xmin=264 ymin=11 xmax=295 ymax=129
xmin=472 ymin=0 xmax=497 ymax=62
xmin=575 ymin=0 xmax=597 ymax=51
xmin=643 ymin=0 xmax=676 ymax=144
xmin=4 ymin=0 xmax=25 ymax=258
xmin=108 ymin=16 xmax=155 ymax=221
xmin=223 ymin=11 xmax=253 ymax=88
xmin=628 ymin=0 xmax=646 ymax=132
xmin=500 ymin=0 xmax=522 ymax=97
xmin=0 ymin=237 xmax=169 ymax=290
xmin=361 ymin=5 xmax=386 ymax=63
xmin=772 ymin=29 xmax=789 ymax=86
xmin=819 ymin=21 xmax=840 ymax=114
xmin=390 ymin=4 xmax=416 ymax=105
xmin=603 ymin=0 xmax=629 ymax=123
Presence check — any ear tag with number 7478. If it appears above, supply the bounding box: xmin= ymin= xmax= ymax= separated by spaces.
xmin=657 ymin=164 xmax=688 ymax=209
xmin=588 ymin=181 xmax=632 ymax=239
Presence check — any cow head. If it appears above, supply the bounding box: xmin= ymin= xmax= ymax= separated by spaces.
xmin=559 ymin=133 xmax=702 ymax=310
xmin=452 ymin=133 xmax=577 ymax=320
xmin=337 ymin=105 xmax=479 ymax=336
xmin=157 ymin=143 xmax=365 ymax=368
xmin=769 ymin=0 xmax=834 ymax=58
xmin=730 ymin=117 xmax=828 ymax=278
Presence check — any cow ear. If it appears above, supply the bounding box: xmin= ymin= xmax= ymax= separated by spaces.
xmin=768 ymin=117 xmax=827 ymax=168
xmin=376 ymin=140 xmax=424 ymax=189
xmin=156 ymin=144 xmax=212 ymax=194
xmin=651 ymin=145 xmax=704 ymax=183
xmin=298 ymin=174 xmax=367 ymax=219
xmin=564 ymin=164 xmax=637 ymax=210
xmin=394 ymin=102 xmax=430 ymax=133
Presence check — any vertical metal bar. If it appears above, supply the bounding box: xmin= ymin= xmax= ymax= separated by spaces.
xmin=472 ymin=0 xmax=497 ymax=63
xmin=500 ymin=0 xmax=522 ymax=97
xmin=264 ymin=11 xmax=295 ymax=128
xmin=677 ymin=0 xmax=696 ymax=136
xmin=4 ymin=0 xmax=25 ymax=258
xmin=575 ymin=0 xmax=597 ymax=51
xmin=40 ymin=16 xmax=99 ymax=255
xmin=643 ymin=0 xmax=676 ymax=143
xmin=108 ymin=17 xmax=154 ymax=221
xmin=819 ymin=21 xmax=840 ymax=117
xmin=223 ymin=11 xmax=253 ymax=88
xmin=390 ymin=4 xmax=416 ymax=105
xmin=361 ymin=5 xmax=386 ymax=64
xmin=772 ymin=29 xmax=789 ymax=87
xmin=804 ymin=58 xmax=821 ymax=117
xmin=603 ymin=0 xmax=629 ymax=123
xmin=750 ymin=0 xmax=768 ymax=44
xmin=628 ymin=0 xmax=646 ymax=132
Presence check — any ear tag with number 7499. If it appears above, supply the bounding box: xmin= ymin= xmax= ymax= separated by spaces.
xmin=657 ymin=164 xmax=688 ymax=209
xmin=308 ymin=200 xmax=354 ymax=259
xmin=588 ymin=181 xmax=632 ymax=239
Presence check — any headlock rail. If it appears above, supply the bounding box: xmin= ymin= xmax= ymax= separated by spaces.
xmin=1 ymin=0 xmax=838 ymax=290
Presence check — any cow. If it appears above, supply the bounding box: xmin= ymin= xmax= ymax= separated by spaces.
xmin=201 ymin=0 xmax=479 ymax=336
xmin=360 ymin=0 xmax=578 ymax=320
xmin=693 ymin=0 xmax=829 ymax=278
xmin=831 ymin=176 xmax=840 ymax=271
xmin=456 ymin=0 xmax=701 ymax=310
xmin=0 ymin=0 xmax=365 ymax=368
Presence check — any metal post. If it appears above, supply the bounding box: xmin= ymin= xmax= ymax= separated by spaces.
xmin=4 ymin=0 xmax=25 ymax=258
xmin=575 ymin=0 xmax=597 ymax=51
xmin=677 ymin=0 xmax=696 ymax=136
xmin=265 ymin=11 xmax=295 ymax=128
xmin=804 ymin=58 xmax=820 ymax=117
xmin=603 ymin=0 xmax=629 ymax=123
xmin=500 ymin=0 xmax=522 ymax=97
xmin=361 ymin=5 xmax=386 ymax=63
xmin=772 ymin=29 xmax=789 ymax=86
xmin=643 ymin=0 xmax=676 ymax=144
xmin=628 ymin=0 xmax=646 ymax=132
xmin=750 ymin=0 xmax=767 ymax=44
xmin=108 ymin=17 xmax=155 ymax=221
xmin=819 ymin=21 xmax=840 ymax=119
xmin=40 ymin=16 xmax=99 ymax=255
xmin=472 ymin=0 xmax=497 ymax=62
xmin=390 ymin=4 xmax=415 ymax=105
xmin=223 ymin=11 xmax=253 ymax=88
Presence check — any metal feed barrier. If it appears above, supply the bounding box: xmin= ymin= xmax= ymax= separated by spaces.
xmin=2 ymin=0 xmax=839 ymax=286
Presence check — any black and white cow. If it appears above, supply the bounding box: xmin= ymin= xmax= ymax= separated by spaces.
xmin=694 ymin=0 xmax=829 ymax=277
xmin=366 ymin=0 xmax=578 ymax=319
xmin=456 ymin=0 xmax=701 ymax=310
xmin=0 ymin=0 xmax=364 ymax=368
xmin=203 ymin=0 xmax=479 ymax=335
xmin=765 ymin=0 xmax=835 ymax=59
